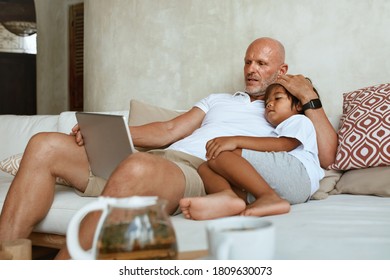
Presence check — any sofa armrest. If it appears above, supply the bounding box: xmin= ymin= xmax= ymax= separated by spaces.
xmin=0 ymin=115 xmax=59 ymax=160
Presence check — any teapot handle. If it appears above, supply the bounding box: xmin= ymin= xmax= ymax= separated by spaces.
xmin=216 ymin=237 xmax=232 ymax=260
xmin=66 ymin=198 xmax=108 ymax=260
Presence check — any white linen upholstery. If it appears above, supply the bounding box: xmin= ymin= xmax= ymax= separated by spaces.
xmin=0 ymin=114 xmax=58 ymax=160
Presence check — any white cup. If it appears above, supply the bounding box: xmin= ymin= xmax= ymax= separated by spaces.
xmin=206 ymin=216 xmax=275 ymax=260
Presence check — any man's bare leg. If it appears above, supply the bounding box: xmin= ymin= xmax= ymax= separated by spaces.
xmin=0 ymin=132 xmax=90 ymax=241
xmin=56 ymin=152 xmax=188 ymax=259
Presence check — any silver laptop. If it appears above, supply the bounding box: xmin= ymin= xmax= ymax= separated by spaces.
xmin=76 ymin=112 xmax=137 ymax=180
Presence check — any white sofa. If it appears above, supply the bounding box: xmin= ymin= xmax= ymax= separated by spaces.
xmin=1 ymin=96 xmax=390 ymax=260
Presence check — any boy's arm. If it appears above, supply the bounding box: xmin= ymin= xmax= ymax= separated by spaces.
xmin=206 ymin=136 xmax=300 ymax=160
xmin=130 ymin=107 xmax=205 ymax=148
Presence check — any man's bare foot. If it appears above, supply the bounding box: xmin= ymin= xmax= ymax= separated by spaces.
xmin=241 ymin=193 xmax=290 ymax=217
xmin=179 ymin=190 xmax=246 ymax=220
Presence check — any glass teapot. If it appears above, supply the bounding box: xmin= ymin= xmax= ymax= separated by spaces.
xmin=66 ymin=196 xmax=177 ymax=260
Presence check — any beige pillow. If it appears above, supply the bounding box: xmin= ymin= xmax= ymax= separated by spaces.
xmin=330 ymin=166 xmax=390 ymax=197
xmin=0 ymin=153 xmax=70 ymax=186
xmin=129 ymin=99 xmax=184 ymax=126
xmin=311 ymin=169 xmax=343 ymax=200
xmin=129 ymin=99 xmax=185 ymax=151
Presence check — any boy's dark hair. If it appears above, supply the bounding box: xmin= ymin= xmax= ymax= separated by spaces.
xmin=264 ymin=78 xmax=319 ymax=113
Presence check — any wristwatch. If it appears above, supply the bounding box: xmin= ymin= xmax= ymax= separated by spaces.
xmin=302 ymin=98 xmax=322 ymax=112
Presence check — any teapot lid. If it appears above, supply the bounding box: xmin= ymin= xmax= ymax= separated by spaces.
xmin=99 ymin=196 xmax=159 ymax=208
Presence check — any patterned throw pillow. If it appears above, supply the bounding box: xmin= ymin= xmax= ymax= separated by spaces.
xmin=330 ymin=83 xmax=390 ymax=170
xmin=0 ymin=153 xmax=71 ymax=186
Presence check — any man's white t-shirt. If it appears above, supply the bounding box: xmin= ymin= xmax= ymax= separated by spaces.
xmin=167 ymin=92 xmax=274 ymax=160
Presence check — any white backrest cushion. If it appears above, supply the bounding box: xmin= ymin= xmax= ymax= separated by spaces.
xmin=0 ymin=115 xmax=58 ymax=161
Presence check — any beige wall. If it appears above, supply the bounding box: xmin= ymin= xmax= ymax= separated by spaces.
xmin=35 ymin=0 xmax=82 ymax=114
xmin=36 ymin=0 xmax=390 ymax=117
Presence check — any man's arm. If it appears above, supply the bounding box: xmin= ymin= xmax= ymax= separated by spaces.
xmin=276 ymin=74 xmax=338 ymax=168
xmin=130 ymin=107 xmax=206 ymax=148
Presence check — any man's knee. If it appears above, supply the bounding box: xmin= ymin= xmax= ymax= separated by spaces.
xmin=114 ymin=152 xmax=159 ymax=179
xmin=28 ymin=132 xmax=54 ymax=152
xmin=27 ymin=132 xmax=70 ymax=159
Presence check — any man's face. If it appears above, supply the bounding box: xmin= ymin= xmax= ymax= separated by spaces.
xmin=244 ymin=43 xmax=282 ymax=99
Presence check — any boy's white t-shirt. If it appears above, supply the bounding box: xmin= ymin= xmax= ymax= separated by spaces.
xmin=273 ymin=114 xmax=324 ymax=194
xmin=167 ymin=92 xmax=274 ymax=160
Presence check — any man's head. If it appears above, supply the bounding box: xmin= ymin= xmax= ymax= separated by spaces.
xmin=244 ymin=37 xmax=288 ymax=100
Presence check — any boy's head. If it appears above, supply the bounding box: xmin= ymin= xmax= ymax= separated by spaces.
xmin=264 ymin=81 xmax=319 ymax=127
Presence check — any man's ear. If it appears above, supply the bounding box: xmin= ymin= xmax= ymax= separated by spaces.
xmin=279 ymin=63 xmax=288 ymax=76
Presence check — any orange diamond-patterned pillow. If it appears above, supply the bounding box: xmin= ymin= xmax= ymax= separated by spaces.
xmin=330 ymin=83 xmax=390 ymax=170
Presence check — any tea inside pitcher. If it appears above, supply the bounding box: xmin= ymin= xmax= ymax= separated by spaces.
xmin=96 ymin=213 xmax=177 ymax=260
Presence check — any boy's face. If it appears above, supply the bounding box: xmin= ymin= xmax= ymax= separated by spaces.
xmin=264 ymin=85 xmax=300 ymax=127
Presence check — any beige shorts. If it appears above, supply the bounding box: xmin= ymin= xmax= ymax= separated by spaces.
xmin=76 ymin=149 xmax=206 ymax=210
xmin=74 ymin=168 xmax=106 ymax=197
xmin=147 ymin=149 xmax=206 ymax=197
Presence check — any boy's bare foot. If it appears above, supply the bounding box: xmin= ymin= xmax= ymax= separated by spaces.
xmin=241 ymin=193 xmax=290 ymax=217
xmin=179 ymin=190 xmax=246 ymax=220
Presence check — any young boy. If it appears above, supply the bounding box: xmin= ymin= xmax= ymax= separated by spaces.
xmin=179 ymin=83 xmax=324 ymax=220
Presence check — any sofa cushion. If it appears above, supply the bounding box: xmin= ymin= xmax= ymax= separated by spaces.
xmin=311 ymin=169 xmax=343 ymax=200
xmin=330 ymin=166 xmax=390 ymax=197
xmin=129 ymin=99 xmax=185 ymax=151
xmin=129 ymin=99 xmax=184 ymax=126
xmin=0 ymin=153 xmax=22 ymax=176
xmin=330 ymin=83 xmax=390 ymax=171
xmin=0 ymin=115 xmax=58 ymax=161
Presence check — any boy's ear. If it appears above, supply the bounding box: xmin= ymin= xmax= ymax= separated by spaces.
xmin=296 ymin=103 xmax=303 ymax=113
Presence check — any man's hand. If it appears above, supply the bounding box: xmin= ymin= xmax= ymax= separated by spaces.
xmin=70 ymin=124 xmax=84 ymax=146
xmin=276 ymin=74 xmax=318 ymax=104
xmin=205 ymin=136 xmax=239 ymax=160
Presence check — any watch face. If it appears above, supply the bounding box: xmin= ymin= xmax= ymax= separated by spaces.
xmin=311 ymin=99 xmax=322 ymax=108
xmin=303 ymin=99 xmax=322 ymax=111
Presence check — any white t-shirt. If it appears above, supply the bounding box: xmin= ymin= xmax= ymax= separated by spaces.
xmin=167 ymin=92 xmax=274 ymax=160
xmin=273 ymin=114 xmax=324 ymax=194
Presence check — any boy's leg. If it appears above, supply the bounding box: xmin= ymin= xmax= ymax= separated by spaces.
xmin=208 ymin=150 xmax=290 ymax=217
xmin=0 ymin=132 xmax=91 ymax=241
xmin=179 ymin=162 xmax=246 ymax=220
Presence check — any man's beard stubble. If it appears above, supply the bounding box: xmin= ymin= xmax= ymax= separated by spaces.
xmin=245 ymin=71 xmax=279 ymax=98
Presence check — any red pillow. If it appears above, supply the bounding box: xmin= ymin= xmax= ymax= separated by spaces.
xmin=330 ymin=83 xmax=390 ymax=170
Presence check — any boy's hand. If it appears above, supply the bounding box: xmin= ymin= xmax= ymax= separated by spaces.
xmin=205 ymin=136 xmax=238 ymax=160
